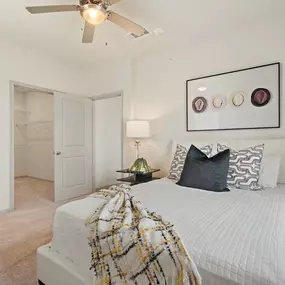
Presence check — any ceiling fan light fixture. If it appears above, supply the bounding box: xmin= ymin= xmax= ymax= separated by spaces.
xmin=25 ymin=1 xmax=149 ymax=44
xmin=81 ymin=4 xmax=107 ymax=25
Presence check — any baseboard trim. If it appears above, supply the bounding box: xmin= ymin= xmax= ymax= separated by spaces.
xmin=0 ymin=207 xmax=13 ymax=214
xmin=15 ymin=176 xmax=54 ymax=183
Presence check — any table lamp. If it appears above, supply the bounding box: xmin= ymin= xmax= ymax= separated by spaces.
xmin=126 ymin=120 xmax=152 ymax=173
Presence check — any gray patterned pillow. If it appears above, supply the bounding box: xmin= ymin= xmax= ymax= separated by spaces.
xmin=217 ymin=143 xmax=264 ymax=190
xmin=168 ymin=144 xmax=213 ymax=180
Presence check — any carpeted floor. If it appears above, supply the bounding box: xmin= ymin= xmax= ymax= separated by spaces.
xmin=0 ymin=177 xmax=85 ymax=285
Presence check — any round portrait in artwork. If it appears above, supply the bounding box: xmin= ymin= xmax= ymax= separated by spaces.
xmin=251 ymin=88 xmax=271 ymax=107
xmin=231 ymin=92 xmax=245 ymax=107
xmin=212 ymin=95 xmax=227 ymax=109
xmin=192 ymin=96 xmax=208 ymax=113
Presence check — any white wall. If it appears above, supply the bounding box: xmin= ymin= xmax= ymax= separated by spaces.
xmin=86 ymin=60 xmax=134 ymax=168
xmin=0 ymin=42 xmax=91 ymax=211
xmin=25 ymin=91 xmax=54 ymax=181
xmin=84 ymin=18 xmax=285 ymax=176
xmin=14 ymin=90 xmax=28 ymax=177
xmin=131 ymin=19 xmax=285 ymax=175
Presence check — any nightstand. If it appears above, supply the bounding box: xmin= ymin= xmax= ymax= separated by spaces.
xmin=116 ymin=169 xmax=161 ymax=186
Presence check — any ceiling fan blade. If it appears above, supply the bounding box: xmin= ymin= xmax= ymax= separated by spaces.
xmin=108 ymin=12 xmax=147 ymax=36
xmin=82 ymin=21 xmax=95 ymax=44
xmin=104 ymin=0 xmax=121 ymax=5
xmin=26 ymin=5 xmax=79 ymax=14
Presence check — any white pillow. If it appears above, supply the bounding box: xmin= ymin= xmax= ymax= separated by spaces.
xmin=259 ymin=155 xmax=281 ymax=188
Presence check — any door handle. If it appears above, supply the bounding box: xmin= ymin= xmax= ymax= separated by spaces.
xmin=53 ymin=151 xmax=62 ymax=156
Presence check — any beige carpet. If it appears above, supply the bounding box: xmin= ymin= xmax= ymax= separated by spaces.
xmin=0 ymin=177 xmax=85 ymax=285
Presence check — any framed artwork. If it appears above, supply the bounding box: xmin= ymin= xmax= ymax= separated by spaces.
xmin=186 ymin=62 xmax=280 ymax=132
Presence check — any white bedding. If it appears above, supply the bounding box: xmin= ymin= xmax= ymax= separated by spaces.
xmin=52 ymin=178 xmax=285 ymax=285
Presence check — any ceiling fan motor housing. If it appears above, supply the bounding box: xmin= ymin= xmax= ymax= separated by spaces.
xmin=80 ymin=0 xmax=103 ymax=6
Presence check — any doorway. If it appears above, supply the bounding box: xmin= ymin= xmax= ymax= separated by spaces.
xmin=92 ymin=93 xmax=123 ymax=190
xmin=13 ymin=85 xmax=54 ymax=210
xmin=11 ymin=83 xmax=94 ymax=212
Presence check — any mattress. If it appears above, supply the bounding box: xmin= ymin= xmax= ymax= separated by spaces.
xmin=51 ymin=178 xmax=285 ymax=285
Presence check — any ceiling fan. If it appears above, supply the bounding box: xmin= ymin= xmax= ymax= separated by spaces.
xmin=26 ymin=0 xmax=148 ymax=43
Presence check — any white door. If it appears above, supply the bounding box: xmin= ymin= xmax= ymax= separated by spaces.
xmin=93 ymin=95 xmax=122 ymax=189
xmin=54 ymin=92 xmax=92 ymax=202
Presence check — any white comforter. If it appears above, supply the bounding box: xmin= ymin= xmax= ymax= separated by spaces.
xmin=52 ymin=179 xmax=285 ymax=285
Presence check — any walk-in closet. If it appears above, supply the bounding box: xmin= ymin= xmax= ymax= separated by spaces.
xmin=13 ymin=86 xmax=54 ymax=209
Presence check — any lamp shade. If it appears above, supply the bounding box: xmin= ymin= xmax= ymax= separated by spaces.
xmin=126 ymin=121 xmax=150 ymax=138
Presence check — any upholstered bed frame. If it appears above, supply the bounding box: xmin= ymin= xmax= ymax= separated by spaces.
xmin=37 ymin=243 xmax=238 ymax=285
xmin=37 ymin=243 xmax=87 ymax=285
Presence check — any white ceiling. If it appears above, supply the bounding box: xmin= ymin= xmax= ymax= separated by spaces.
xmin=0 ymin=0 xmax=283 ymax=68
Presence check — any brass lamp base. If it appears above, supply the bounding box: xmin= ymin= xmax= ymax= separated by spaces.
xmin=130 ymin=158 xmax=152 ymax=173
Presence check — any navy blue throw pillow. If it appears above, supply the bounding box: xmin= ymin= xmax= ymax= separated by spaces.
xmin=177 ymin=145 xmax=230 ymax=192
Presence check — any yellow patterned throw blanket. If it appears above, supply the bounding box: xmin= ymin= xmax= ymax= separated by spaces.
xmin=86 ymin=184 xmax=201 ymax=285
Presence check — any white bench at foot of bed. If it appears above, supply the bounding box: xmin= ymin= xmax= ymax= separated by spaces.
xmin=37 ymin=243 xmax=87 ymax=285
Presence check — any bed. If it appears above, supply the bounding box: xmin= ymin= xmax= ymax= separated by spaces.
xmin=38 ymin=177 xmax=285 ymax=285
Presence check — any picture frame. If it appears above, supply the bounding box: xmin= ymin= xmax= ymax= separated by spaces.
xmin=186 ymin=62 xmax=281 ymax=132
